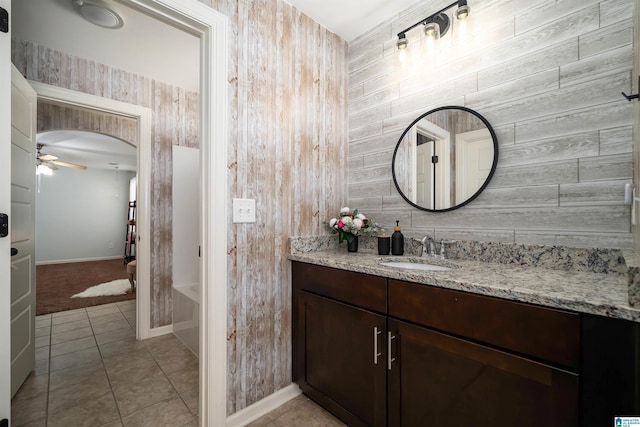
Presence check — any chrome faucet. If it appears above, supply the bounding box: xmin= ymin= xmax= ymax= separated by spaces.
xmin=419 ymin=236 xmax=456 ymax=259
xmin=420 ymin=236 xmax=436 ymax=257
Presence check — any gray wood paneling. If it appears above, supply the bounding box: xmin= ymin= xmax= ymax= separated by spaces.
xmin=348 ymin=0 xmax=634 ymax=248
xmin=206 ymin=0 xmax=348 ymax=414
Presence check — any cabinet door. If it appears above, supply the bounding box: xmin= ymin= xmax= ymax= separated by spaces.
xmin=388 ymin=319 xmax=579 ymax=427
xmin=296 ymin=291 xmax=387 ymax=427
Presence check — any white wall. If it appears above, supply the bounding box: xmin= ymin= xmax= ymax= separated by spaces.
xmin=36 ymin=167 xmax=136 ymax=263
xmin=348 ymin=0 xmax=633 ymax=248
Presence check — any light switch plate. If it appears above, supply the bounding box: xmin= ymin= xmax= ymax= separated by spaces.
xmin=232 ymin=198 xmax=256 ymax=223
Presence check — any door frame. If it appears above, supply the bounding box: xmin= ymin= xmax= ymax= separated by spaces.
xmin=31 ymin=81 xmax=153 ymax=340
xmin=1 ymin=0 xmax=13 ymax=420
xmin=123 ymin=3 xmax=229 ymax=426
xmin=2 ymin=0 xmax=229 ymax=425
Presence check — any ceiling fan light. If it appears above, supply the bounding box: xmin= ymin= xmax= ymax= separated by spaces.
xmin=36 ymin=164 xmax=54 ymax=176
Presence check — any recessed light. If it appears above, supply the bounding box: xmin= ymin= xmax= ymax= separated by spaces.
xmin=72 ymin=0 xmax=124 ymax=29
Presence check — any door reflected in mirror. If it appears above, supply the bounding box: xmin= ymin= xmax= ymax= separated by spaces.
xmin=392 ymin=106 xmax=498 ymax=212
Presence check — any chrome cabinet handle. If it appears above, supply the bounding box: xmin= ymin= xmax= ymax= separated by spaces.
xmin=388 ymin=332 xmax=396 ymax=371
xmin=373 ymin=327 xmax=382 ymax=364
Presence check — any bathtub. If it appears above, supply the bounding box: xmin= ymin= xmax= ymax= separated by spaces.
xmin=173 ymin=283 xmax=199 ymax=356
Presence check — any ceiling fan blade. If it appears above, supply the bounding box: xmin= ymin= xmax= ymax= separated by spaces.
xmin=51 ymin=160 xmax=88 ymax=170
xmin=38 ymin=154 xmax=58 ymax=161
xmin=43 ymin=162 xmax=58 ymax=170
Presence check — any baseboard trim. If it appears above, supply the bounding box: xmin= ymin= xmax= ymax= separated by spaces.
xmin=144 ymin=324 xmax=174 ymax=339
xmin=226 ymin=384 xmax=302 ymax=427
xmin=36 ymin=256 xmax=123 ymax=266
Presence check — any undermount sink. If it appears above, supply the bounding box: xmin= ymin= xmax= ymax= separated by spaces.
xmin=380 ymin=261 xmax=451 ymax=272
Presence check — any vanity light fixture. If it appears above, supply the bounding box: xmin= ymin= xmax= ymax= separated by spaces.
xmin=397 ymin=33 xmax=409 ymax=49
xmin=396 ymin=0 xmax=470 ymax=49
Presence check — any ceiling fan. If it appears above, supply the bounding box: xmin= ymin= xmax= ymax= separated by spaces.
xmin=37 ymin=143 xmax=88 ymax=172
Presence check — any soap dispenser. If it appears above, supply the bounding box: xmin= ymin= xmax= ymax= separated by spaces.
xmin=391 ymin=220 xmax=404 ymax=255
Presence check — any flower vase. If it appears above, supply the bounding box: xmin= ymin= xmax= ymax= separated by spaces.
xmin=347 ymin=236 xmax=359 ymax=253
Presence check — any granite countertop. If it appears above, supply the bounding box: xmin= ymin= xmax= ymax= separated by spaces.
xmin=289 ymin=237 xmax=640 ymax=323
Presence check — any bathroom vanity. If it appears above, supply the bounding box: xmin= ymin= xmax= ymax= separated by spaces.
xmin=291 ymin=250 xmax=640 ymax=427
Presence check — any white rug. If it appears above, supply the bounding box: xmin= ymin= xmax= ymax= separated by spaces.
xmin=71 ymin=279 xmax=131 ymax=298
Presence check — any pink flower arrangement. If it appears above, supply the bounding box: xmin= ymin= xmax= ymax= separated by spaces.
xmin=326 ymin=207 xmax=383 ymax=244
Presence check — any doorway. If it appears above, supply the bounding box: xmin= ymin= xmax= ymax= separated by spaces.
xmin=3 ymin=1 xmax=228 ymax=424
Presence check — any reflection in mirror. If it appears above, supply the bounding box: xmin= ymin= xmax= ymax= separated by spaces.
xmin=392 ymin=106 xmax=498 ymax=212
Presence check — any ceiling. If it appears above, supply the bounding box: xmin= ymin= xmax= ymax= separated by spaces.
xmin=285 ymin=0 xmax=421 ymax=42
xmin=37 ymin=130 xmax=137 ymax=172
xmin=14 ymin=0 xmax=420 ymax=171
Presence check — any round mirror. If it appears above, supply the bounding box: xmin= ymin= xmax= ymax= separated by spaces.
xmin=392 ymin=106 xmax=498 ymax=212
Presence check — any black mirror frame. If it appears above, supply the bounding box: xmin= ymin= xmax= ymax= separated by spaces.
xmin=391 ymin=105 xmax=499 ymax=212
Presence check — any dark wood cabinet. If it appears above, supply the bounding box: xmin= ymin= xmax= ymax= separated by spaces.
xmin=297 ymin=291 xmax=387 ymax=426
xmin=292 ymin=261 xmax=640 ymax=427
xmin=387 ymin=318 xmax=578 ymax=427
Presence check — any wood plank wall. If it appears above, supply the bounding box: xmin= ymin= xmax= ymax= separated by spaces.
xmin=202 ymin=0 xmax=348 ymax=414
xmin=349 ymin=0 xmax=634 ymax=248
xmin=12 ymin=39 xmax=200 ymax=330
xmin=14 ymin=0 xmax=348 ymax=415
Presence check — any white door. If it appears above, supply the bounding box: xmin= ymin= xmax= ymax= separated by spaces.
xmin=455 ymin=128 xmax=494 ymax=203
xmin=416 ymin=141 xmax=432 ymax=208
xmin=1 ymin=1 xmax=14 ymax=421
xmin=10 ymin=64 xmax=37 ymax=398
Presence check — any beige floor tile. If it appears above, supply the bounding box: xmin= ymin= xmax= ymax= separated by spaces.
xmin=143 ymin=334 xmax=184 ymax=354
xmin=12 ymin=372 xmax=49 ymax=403
xmin=51 ymin=318 xmax=91 ymax=334
xmin=51 ymin=326 xmax=94 ymax=345
xmin=264 ymin=394 xmax=309 ymax=420
xmin=34 ymin=358 xmax=50 ymax=376
xmin=116 ymin=299 xmax=136 ymax=309
xmin=35 ymin=318 xmax=51 ymax=329
xmin=112 ymin=369 xmax=178 ymax=416
xmin=155 ymin=351 xmax=198 ymax=375
xmin=179 ymin=386 xmax=199 ymax=417
xmin=99 ymin=335 xmax=147 ymax=359
xmin=35 ymin=346 xmax=49 ymax=362
xmin=49 ymin=363 xmax=108 ymax=394
xmin=87 ymin=302 xmax=119 ymax=312
xmin=245 ymin=414 xmax=275 ymax=427
xmin=35 ymin=335 xmax=50 ymax=348
xmin=35 ymin=326 xmax=50 ymax=338
xmin=121 ymin=396 xmax=194 ymax=427
xmin=95 ymin=327 xmax=136 ymax=346
xmin=271 ymin=398 xmax=346 ymax=427
xmin=105 ymin=359 xmax=163 ymax=389
xmin=51 ymin=312 xmax=89 ymax=326
xmin=50 ymin=346 xmax=102 ymax=372
xmin=91 ymin=318 xmax=133 ymax=336
xmin=52 ymin=308 xmax=86 ymax=318
xmin=11 ymin=392 xmax=47 ymax=426
xmin=166 ymin=361 xmax=199 ymax=393
xmin=50 ymin=336 xmax=96 ymax=358
xmin=48 ymin=391 xmax=120 ymax=427
xmin=89 ymin=310 xmax=125 ymax=322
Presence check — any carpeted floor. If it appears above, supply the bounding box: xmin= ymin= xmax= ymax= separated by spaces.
xmin=36 ymin=259 xmax=136 ymax=315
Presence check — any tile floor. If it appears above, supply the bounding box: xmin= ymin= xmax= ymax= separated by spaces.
xmin=12 ymin=301 xmax=344 ymax=427
xmin=12 ymin=300 xmax=199 ymax=427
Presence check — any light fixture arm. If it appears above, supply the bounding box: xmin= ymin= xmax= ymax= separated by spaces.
xmin=396 ymin=0 xmax=466 ymax=38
